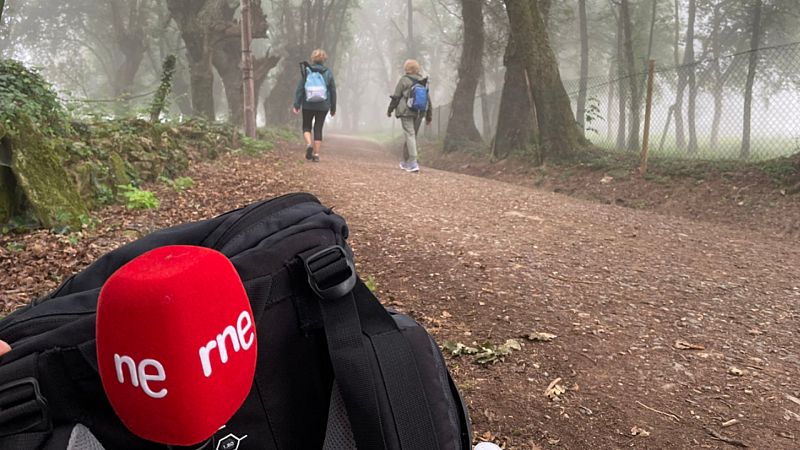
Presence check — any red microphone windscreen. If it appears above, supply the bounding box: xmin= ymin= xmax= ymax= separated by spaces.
xmin=96 ymin=246 xmax=257 ymax=446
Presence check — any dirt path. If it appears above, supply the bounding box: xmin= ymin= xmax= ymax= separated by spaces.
xmin=289 ymin=136 xmax=800 ymax=449
xmin=2 ymin=135 xmax=799 ymax=449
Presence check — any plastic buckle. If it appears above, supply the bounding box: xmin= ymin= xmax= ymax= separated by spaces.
xmin=0 ymin=377 xmax=50 ymax=436
xmin=303 ymin=246 xmax=357 ymax=300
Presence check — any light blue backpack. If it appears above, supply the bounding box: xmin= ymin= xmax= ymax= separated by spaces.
xmin=305 ymin=66 xmax=328 ymax=103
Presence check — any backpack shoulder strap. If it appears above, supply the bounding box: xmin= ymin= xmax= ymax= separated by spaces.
xmin=301 ymin=246 xmax=439 ymax=450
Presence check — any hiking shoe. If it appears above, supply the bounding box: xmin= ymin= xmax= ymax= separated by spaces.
xmin=405 ymin=161 xmax=420 ymax=173
xmin=305 ymin=145 xmax=314 ymax=160
xmin=399 ymin=161 xmax=408 ymax=170
xmin=312 ymin=154 xmax=320 ymax=162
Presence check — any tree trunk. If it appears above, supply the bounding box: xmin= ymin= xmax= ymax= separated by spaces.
xmin=615 ymin=11 xmax=627 ymax=151
xmin=407 ymin=0 xmax=415 ymax=57
xmin=674 ymin=0 xmax=695 ymax=151
xmin=685 ymin=0 xmax=698 ymax=154
xmin=620 ymin=0 xmax=640 ymax=152
xmin=253 ymin=51 xmax=282 ymax=124
xmin=503 ymin=0 xmax=585 ymax=162
xmin=741 ymin=0 xmax=762 ymax=160
xmin=480 ymin=74 xmax=492 ymax=138
xmin=444 ymin=0 xmax=485 ymax=152
xmin=166 ymin=0 xmax=216 ymax=120
xmin=576 ymin=0 xmax=589 ymax=131
xmin=172 ymin=65 xmax=194 ymax=116
xmin=709 ymin=2 xmax=723 ymax=150
xmin=265 ymin=57 xmax=300 ymax=126
xmin=493 ymin=37 xmax=534 ymax=159
xmin=673 ymin=0 xmax=680 ymax=67
xmin=0 ymin=0 xmax=10 ymax=56
xmin=213 ymin=43 xmax=244 ymax=126
xmin=711 ymin=85 xmax=723 ymax=149
xmin=708 ymin=1 xmax=736 ymax=151
xmin=150 ymin=55 xmax=176 ymax=123
xmin=108 ymin=0 xmax=149 ymax=110
xmin=538 ymin=0 xmax=551 ymax=29
xmin=187 ymin=38 xmax=216 ymax=120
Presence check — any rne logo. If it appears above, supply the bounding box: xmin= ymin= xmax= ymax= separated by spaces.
xmin=112 ymin=310 xmax=255 ymax=397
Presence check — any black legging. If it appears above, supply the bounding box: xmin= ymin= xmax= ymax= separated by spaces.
xmin=302 ymin=109 xmax=328 ymax=141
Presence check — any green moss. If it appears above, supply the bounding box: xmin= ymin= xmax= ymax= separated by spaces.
xmin=108 ymin=151 xmax=131 ymax=186
xmin=0 ymin=166 xmax=15 ymax=222
xmin=8 ymin=115 xmax=87 ymax=229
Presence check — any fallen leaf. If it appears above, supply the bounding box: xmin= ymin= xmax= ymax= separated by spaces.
xmin=525 ymin=332 xmax=557 ymax=342
xmin=544 ymin=378 xmax=566 ymax=400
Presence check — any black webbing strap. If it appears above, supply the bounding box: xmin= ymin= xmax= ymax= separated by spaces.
xmin=300 ymin=246 xmax=385 ymax=449
xmin=0 ymin=354 xmax=50 ymax=439
xmin=350 ymin=282 xmax=440 ymax=450
xmin=302 ymin=244 xmax=440 ymax=449
xmin=317 ymin=290 xmax=386 ymax=449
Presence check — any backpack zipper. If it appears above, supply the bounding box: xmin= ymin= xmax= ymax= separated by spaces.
xmin=206 ymin=193 xmax=319 ymax=250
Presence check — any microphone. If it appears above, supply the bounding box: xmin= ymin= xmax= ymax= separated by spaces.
xmin=96 ymin=246 xmax=257 ymax=446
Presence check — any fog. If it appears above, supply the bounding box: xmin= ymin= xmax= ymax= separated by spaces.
xmin=1 ymin=0 xmax=798 ymax=159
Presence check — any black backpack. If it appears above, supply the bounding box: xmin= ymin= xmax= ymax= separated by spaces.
xmin=0 ymin=193 xmax=471 ymax=450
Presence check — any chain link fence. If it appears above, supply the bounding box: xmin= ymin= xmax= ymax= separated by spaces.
xmin=429 ymin=42 xmax=800 ymax=162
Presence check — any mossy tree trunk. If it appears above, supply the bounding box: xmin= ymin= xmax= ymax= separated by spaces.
xmin=502 ymin=0 xmax=585 ymax=162
xmin=150 ymin=55 xmax=177 ymax=123
xmin=492 ymin=36 xmax=534 ymax=159
xmin=5 ymin=117 xmax=88 ymax=229
xmin=443 ymin=0 xmax=485 ymax=153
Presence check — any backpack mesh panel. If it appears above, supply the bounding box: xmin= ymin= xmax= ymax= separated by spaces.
xmin=66 ymin=424 xmax=106 ymax=450
xmin=322 ymin=382 xmax=357 ymax=450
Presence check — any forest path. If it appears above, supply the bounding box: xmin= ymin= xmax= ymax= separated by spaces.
xmin=290 ymin=135 xmax=800 ymax=450
xmin=1 ymin=134 xmax=798 ymax=449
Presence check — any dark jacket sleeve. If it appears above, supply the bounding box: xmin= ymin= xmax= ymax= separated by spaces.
xmin=293 ymin=76 xmax=305 ymax=110
xmin=328 ymin=72 xmax=337 ymax=114
xmin=387 ymin=78 xmax=405 ymax=115
xmin=426 ymin=92 xmax=434 ymax=122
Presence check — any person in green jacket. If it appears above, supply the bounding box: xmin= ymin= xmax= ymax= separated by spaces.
xmin=387 ymin=59 xmax=433 ymax=173
xmin=293 ymin=49 xmax=337 ymax=162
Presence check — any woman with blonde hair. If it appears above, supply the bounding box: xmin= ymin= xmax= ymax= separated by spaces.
xmin=387 ymin=59 xmax=433 ymax=173
xmin=293 ymin=49 xmax=337 ymax=162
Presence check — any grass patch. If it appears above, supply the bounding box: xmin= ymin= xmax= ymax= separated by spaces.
xmin=118 ymin=184 xmax=160 ymax=210
xmin=241 ymin=137 xmax=274 ymax=156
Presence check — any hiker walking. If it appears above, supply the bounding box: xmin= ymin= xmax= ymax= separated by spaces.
xmin=293 ymin=49 xmax=337 ymax=162
xmin=387 ymin=59 xmax=433 ymax=173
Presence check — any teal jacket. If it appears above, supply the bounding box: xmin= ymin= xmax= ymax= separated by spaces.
xmin=294 ymin=63 xmax=337 ymax=114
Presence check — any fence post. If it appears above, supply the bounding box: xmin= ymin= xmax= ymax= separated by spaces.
xmin=640 ymin=60 xmax=656 ymax=174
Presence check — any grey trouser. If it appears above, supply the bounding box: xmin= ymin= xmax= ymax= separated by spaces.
xmin=401 ymin=115 xmax=423 ymax=162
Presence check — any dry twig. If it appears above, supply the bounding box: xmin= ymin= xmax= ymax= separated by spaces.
xmin=635 ymin=401 xmax=681 ymax=422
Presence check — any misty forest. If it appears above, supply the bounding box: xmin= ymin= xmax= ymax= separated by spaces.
xmin=1 ymin=0 xmax=800 ymax=449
